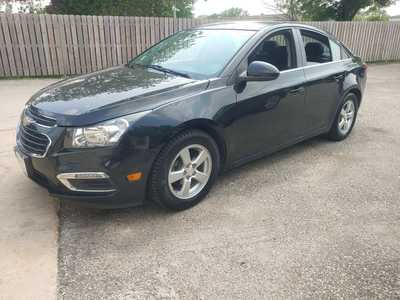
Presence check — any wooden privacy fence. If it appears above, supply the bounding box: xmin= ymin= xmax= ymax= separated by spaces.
xmin=0 ymin=14 xmax=400 ymax=78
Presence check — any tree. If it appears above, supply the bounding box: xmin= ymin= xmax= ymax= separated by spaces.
xmin=269 ymin=0 xmax=397 ymax=21
xmin=208 ymin=7 xmax=249 ymax=18
xmin=46 ymin=0 xmax=196 ymax=17
xmin=355 ymin=3 xmax=390 ymax=20
xmin=265 ymin=0 xmax=302 ymax=21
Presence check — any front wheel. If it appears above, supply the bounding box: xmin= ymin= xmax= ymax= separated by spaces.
xmin=149 ymin=129 xmax=220 ymax=211
xmin=327 ymin=93 xmax=359 ymax=141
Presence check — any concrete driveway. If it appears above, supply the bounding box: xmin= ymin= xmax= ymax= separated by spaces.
xmin=1 ymin=64 xmax=399 ymax=299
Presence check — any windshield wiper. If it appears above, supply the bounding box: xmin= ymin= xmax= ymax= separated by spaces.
xmin=143 ymin=64 xmax=191 ymax=79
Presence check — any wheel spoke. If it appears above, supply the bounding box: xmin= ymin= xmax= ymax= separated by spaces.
xmin=342 ymin=121 xmax=348 ymax=131
xmin=346 ymin=103 xmax=354 ymax=113
xmin=193 ymin=150 xmax=208 ymax=167
xmin=178 ymin=178 xmax=191 ymax=197
xmin=179 ymin=148 xmax=192 ymax=166
xmin=346 ymin=112 xmax=354 ymax=120
xmin=169 ymin=169 xmax=185 ymax=184
xmin=339 ymin=118 xmax=345 ymax=128
xmin=193 ymin=171 xmax=208 ymax=184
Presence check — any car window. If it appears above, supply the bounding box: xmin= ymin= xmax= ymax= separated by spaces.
xmin=341 ymin=46 xmax=352 ymax=59
xmin=130 ymin=29 xmax=255 ymax=79
xmin=330 ymin=39 xmax=342 ymax=61
xmin=301 ymin=30 xmax=332 ymax=65
xmin=248 ymin=29 xmax=296 ymax=71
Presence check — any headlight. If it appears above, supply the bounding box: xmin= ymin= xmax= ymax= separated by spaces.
xmin=66 ymin=118 xmax=129 ymax=148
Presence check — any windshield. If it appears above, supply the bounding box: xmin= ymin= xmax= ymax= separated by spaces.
xmin=129 ymin=29 xmax=255 ymax=79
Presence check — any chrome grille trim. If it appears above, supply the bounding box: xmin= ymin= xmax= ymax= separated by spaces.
xmin=26 ymin=107 xmax=57 ymax=128
xmin=17 ymin=125 xmax=52 ymax=158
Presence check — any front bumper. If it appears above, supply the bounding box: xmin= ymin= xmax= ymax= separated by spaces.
xmin=14 ymin=143 xmax=157 ymax=208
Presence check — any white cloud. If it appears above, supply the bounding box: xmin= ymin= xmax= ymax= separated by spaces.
xmin=386 ymin=2 xmax=400 ymax=16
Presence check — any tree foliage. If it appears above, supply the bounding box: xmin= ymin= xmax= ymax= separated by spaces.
xmin=46 ymin=0 xmax=196 ymax=17
xmin=273 ymin=0 xmax=397 ymax=21
xmin=355 ymin=3 xmax=390 ymax=20
xmin=208 ymin=7 xmax=249 ymax=18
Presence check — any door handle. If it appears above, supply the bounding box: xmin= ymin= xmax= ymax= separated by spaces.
xmin=289 ymin=87 xmax=305 ymax=95
xmin=334 ymin=74 xmax=344 ymax=81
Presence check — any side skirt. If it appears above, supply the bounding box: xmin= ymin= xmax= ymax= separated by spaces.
xmin=225 ymin=126 xmax=330 ymax=171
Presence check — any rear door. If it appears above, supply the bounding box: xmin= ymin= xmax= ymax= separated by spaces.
xmin=296 ymin=29 xmax=345 ymax=133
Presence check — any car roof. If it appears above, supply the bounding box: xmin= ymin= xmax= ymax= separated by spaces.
xmin=196 ymin=21 xmax=277 ymax=31
xmin=196 ymin=21 xmax=329 ymax=35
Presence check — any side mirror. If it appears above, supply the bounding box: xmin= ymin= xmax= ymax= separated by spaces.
xmin=243 ymin=61 xmax=280 ymax=82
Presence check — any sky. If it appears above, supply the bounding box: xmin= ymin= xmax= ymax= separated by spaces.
xmin=194 ymin=0 xmax=400 ymax=17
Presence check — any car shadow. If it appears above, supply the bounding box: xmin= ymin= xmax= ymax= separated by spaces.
xmin=58 ymin=135 xmax=332 ymax=223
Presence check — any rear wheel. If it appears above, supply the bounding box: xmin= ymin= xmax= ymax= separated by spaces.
xmin=149 ymin=129 xmax=220 ymax=211
xmin=327 ymin=93 xmax=359 ymax=141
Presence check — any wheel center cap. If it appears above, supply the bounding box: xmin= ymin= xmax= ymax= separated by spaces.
xmin=186 ymin=165 xmax=195 ymax=177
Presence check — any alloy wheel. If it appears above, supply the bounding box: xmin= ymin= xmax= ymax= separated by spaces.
xmin=338 ymin=100 xmax=355 ymax=135
xmin=168 ymin=144 xmax=212 ymax=200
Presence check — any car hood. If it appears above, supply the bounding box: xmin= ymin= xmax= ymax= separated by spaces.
xmin=28 ymin=65 xmax=208 ymax=126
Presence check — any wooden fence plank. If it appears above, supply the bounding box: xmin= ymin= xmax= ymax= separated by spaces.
xmin=69 ymin=14 xmax=81 ymax=74
xmin=38 ymin=14 xmax=51 ymax=75
xmin=109 ymin=16 xmax=117 ymax=66
xmin=81 ymin=15 xmax=91 ymax=72
xmin=21 ymin=16 xmax=36 ymax=76
xmin=12 ymin=14 xmax=29 ymax=76
xmin=0 ymin=15 xmax=11 ymax=76
xmin=149 ymin=17 xmax=155 ymax=46
xmin=87 ymin=16 xmax=97 ymax=72
xmin=115 ymin=16 xmax=122 ymax=64
xmin=0 ymin=49 xmax=4 ymax=77
xmin=74 ymin=15 xmax=84 ymax=73
xmin=28 ymin=14 xmax=41 ymax=76
xmin=140 ymin=17 xmax=146 ymax=53
xmin=119 ymin=17 xmax=127 ymax=63
xmin=1 ymin=14 xmax=17 ymax=76
xmin=98 ymin=16 xmax=106 ymax=69
xmin=32 ymin=14 xmax=47 ymax=76
xmin=154 ymin=17 xmax=160 ymax=43
xmin=46 ymin=14 xmax=59 ymax=75
xmin=6 ymin=14 xmax=23 ymax=76
xmin=124 ymin=17 xmax=132 ymax=60
xmin=92 ymin=16 xmax=102 ymax=71
xmin=130 ymin=17 xmax=137 ymax=59
xmin=63 ymin=15 xmax=75 ymax=74
xmin=52 ymin=14 xmax=65 ymax=75
xmin=104 ymin=15 xmax=112 ymax=65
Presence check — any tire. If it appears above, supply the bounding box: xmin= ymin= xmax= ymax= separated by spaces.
xmin=326 ymin=93 xmax=359 ymax=141
xmin=149 ymin=129 xmax=221 ymax=211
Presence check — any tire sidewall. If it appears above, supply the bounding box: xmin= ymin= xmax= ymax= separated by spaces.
xmin=154 ymin=132 xmax=220 ymax=210
xmin=332 ymin=93 xmax=359 ymax=140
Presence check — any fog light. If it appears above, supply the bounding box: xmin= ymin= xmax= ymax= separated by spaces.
xmin=57 ymin=172 xmax=116 ymax=193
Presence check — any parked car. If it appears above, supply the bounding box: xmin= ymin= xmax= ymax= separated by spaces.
xmin=15 ymin=22 xmax=367 ymax=210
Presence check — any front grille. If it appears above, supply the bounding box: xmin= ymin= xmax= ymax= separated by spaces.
xmin=26 ymin=107 xmax=57 ymax=127
xmin=18 ymin=125 xmax=51 ymax=157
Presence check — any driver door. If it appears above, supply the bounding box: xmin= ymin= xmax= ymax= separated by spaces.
xmin=229 ymin=29 xmax=308 ymax=163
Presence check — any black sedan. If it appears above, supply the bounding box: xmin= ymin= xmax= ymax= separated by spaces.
xmin=15 ymin=22 xmax=367 ymax=210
